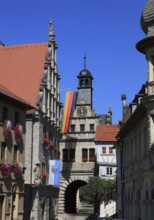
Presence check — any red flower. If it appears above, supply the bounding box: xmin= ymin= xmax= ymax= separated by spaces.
xmin=50 ymin=144 xmax=54 ymax=148
xmin=43 ymin=138 xmax=49 ymax=144
xmin=14 ymin=124 xmax=23 ymax=140
xmin=42 ymin=173 xmax=48 ymax=178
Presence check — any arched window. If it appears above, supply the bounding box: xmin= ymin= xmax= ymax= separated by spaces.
xmin=85 ymin=79 xmax=89 ymax=86
xmin=80 ymin=79 xmax=84 ymax=87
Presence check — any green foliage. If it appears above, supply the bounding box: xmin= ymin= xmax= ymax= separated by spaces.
xmin=79 ymin=176 xmax=115 ymax=204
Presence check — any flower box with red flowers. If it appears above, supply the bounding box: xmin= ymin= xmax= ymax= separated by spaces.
xmin=50 ymin=144 xmax=54 ymax=148
xmin=69 ymin=158 xmax=75 ymax=162
xmin=43 ymin=138 xmax=49 ymax=144
xmin=42 ymin=173 xmax=48 ymax=178
xmin=14 ymin=124 xmax=23 ymax=140
xmin=12 ymin=162 xmax=24 ymax=177
xmin=82 ymin=158 xmax=88 ymax=162
xmin=0 ymin=160 xmax=12 ymax=176
xmin=3 ymin=120 xmax=12 ymax=138
xmin=89 ymin=157 xmax=96 ymax=162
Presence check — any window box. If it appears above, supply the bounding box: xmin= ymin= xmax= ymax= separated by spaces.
xmin=14 ymin=124 xmax=23 ymax=140
xmin=69 ymin=158 xmax=75 ymax=162
xmin=3 ymin=120 xmax=12 ymax=138
xmin=12 ymin=162 xmax=24 ymax=177
xmin=89 ymin=157 xmax=96 ymax=162
xmin=0 ymin=160 xmax=12 ymax=176
xmin=43 ymin=138 xmax=49 ymax=144
xmin=82 ymin=158 xmax=88 ymax=162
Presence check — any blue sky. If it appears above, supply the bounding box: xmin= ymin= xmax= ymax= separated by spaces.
xmin=1 ymin=0 xmax=147 ymax=124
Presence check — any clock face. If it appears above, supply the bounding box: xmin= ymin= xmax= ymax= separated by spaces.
xmin=77 ymin=107 xmax=87 ymax=116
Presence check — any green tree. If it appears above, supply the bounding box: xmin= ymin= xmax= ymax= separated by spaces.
xmin=79 ymin=177 xmax=116 ymax=213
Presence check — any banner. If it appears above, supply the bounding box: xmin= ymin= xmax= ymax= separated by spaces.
xmin=48 ymin=160 xmax=61 ymax=185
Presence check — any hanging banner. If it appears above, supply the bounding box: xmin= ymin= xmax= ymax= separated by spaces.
xmin=48 ymin=160 xmax=61 ymax=185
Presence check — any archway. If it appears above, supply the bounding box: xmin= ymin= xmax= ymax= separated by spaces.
xmin=64 ymin=180 xmax=86 ymax=214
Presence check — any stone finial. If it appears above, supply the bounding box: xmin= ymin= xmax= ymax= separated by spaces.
xmin=141 ymin=0 xmax=154 ymax=36
xmin=49 ymin=18 xmax=55 ymax=41
xmin=121 ymin=94 xmax=126 ymax=117
xmin=106 ymin=106 xmax=112 ymax=125
xmin=84 ymin=54 xmax=87 ymax=69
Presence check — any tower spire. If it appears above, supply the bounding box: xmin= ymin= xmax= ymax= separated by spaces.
xmin=84 ymin=54 xmax=86 ymax=69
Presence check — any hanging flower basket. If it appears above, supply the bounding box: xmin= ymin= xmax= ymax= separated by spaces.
xmin=42 ymin=172 xmax=48 ymax=178
xmin=12 ymin=162 xmax=24 ymax=177
xmin=3 ymin=120 xmax=12 ymax=138
xmin=0 ymin=160 xmax=12 ymax=176
xmin=14 ymin=124 xmax=23 ymax=140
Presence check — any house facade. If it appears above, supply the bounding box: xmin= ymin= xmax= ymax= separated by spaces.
xmin=0 ymin=20 xmax=62 ymax=220
xmin=116 ymin=1 xmax=154 ymax=219
xmin=95 ymin=124 xmax=119 ymax=217
xmin=0 ymin=84 xmax=32 ymax=220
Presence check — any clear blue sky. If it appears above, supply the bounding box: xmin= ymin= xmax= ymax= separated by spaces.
xmin=1 ymin=0 xmax=147 ymax=124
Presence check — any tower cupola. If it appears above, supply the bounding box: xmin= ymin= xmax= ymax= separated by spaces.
xmin=77 ymin=55 xmax=93 ymax=88
xmin=76 ymin=56 xmax=94 ymax=108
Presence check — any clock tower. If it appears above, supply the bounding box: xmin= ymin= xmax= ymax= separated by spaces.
xmin=77 ymin=55 xmax=93 ymax=109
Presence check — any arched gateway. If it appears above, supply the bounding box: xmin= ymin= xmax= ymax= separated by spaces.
xmin=58 ymin=57 xmax=100 ymax=216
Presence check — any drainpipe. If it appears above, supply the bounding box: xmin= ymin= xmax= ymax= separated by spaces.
xmin=30 ymin=114 xmax=34 ymax=217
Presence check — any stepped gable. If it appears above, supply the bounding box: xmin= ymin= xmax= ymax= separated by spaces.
xmin=0 ymin=42 xmax=48 ymax=107
xmin=95 ymin=124 xmax=119 ymax=142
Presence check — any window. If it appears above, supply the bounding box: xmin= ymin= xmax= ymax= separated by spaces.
xmin=62 ymin=149 xmax=68 ymax=162
xmin=90 ymin=124 xmax=94 ymax=131
xmin=13 ymin=145 xmax=19 ymax=163
xmin=1 ymin=142 xmax=6 ymax=160
xmin=109 ymin=147 xmax=113 ymax=154
xmin=70 ymin=124 xmax=75 ymax=132
xmin=80 ymin=124 xmax=85 ymax=132
xmin=106 ymin=167 xmax=112 ymax=175
xmin=102 ymin=147 xmax=106 ymax=154
xmin=15 ymin=112 xmax=19 ymax=125
xmin=69 ymin=149 xmax=75 ymax=162
xmin=82 ymin=149 xmax=88 ymax=162
xmin=2 ymin=107 xmax=8 ymax=122
xmin=89 ymin=148 xmax=95 ymax=162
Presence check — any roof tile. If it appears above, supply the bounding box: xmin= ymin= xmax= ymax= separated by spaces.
xmin=95 ymin=125 xmax=119 ymax=142
xmin=0 ymin=42 xmax=48 ymax=107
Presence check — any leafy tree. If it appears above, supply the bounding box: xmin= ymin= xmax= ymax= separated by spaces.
xmin=79 ymin=176 xmax=116 ymax=213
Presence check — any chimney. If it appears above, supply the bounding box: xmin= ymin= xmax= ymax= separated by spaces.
xmin=121 ymin=94 xmax=126 ymax=119
xmin=0 ymin=41 xmax=5 ymax=46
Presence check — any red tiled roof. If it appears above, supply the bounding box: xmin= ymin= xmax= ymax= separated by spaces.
xmin=0 ymin=83 xmax=33 ymax=108
xmin=0 ymin=42 xmax=48 ymax=107
xmin=95 ymin=125 xmax=119 ymax=142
